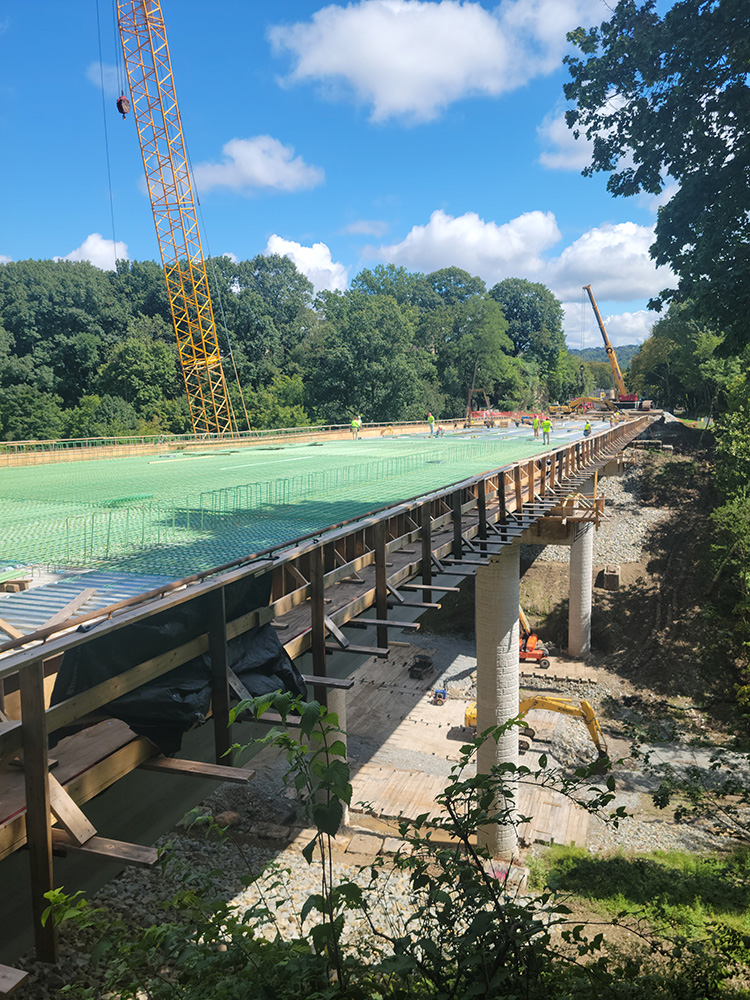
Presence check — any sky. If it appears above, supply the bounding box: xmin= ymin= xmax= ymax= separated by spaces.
xmin=0 ymin=0 xmax=677 ymax=349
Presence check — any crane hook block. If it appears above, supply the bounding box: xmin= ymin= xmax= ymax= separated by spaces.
xmin=116 ymin=93 xmax=131 ymax=119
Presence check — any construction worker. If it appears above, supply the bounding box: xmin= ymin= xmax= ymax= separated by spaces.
xmin=583 ymin=420 xmax=592 ymax=437
xmin=351 ymin=416 xmax=360 ymax=440
xmin=542 ymin=416 xmax=552 ymax=445
xmin=532 ymin=414 xmax=540 ymax=438
xmin=427 ymin=411 xmax=435 ymax=436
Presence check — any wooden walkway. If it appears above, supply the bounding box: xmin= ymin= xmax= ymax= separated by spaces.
xmin=345 ymin=646 xmax=590 ymax=848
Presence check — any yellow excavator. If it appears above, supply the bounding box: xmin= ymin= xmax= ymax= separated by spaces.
xmin=464 ymin=696 xmax=608 ymax=758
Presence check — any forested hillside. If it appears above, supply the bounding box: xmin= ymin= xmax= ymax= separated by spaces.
xmin=0 ymin=260 xmax=604 ymax=441
xmin=569 ymin=344 xmax=641 ymax=368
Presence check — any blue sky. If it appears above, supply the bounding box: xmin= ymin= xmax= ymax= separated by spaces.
xmin=0 ymin=1 xmax=676 ymax=348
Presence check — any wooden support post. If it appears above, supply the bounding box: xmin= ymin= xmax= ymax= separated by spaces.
xmin=310 ymin=545 xmax=327 ymax=705
xmin=209 ymin=589 xmax=232 ymax=766
xmin=549 ymin=451 xmax=556 ymax=489
xmin=420 ymin=502 xmax=432 ymax=605
xmin=19 ymin=660 xmax=57 ymax=963
xmin=374 ymin=520 xmax=388 ymax=652
xmin=452 ymin=490 xmax=463 ymax=559
xmin=514 ymin=466 xmax=523 ymax=511
xmin=540 ymin=456 xmax=546 ymax=496
xmin=477 ymin=478 xmax=487 ymax=554
xmin=526 ymin=460 xmax=534 ymax=505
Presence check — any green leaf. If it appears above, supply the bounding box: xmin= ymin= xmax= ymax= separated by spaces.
xmin=300 ymin=702 xmax=323 ymax=738
xmin=327 ymin=739 xmax=347 ymax=758
xmin=300 ymin=892 xmax=325 ymax=924
xmin=301 ymin=836 xmax=318 ymax=864
xmin=313 ymin=798 xmax=343 ymax=836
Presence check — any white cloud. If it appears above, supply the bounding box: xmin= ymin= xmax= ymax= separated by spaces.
xmin=546 ymin=221 xmax=673 ymax=301
xmin=537 ymin=108 xmax=593 ymax=170
xmin=270 ymin=0 xmax=609 ymax=122
xmin=340 ymin=219 xmax=390 ymax=237
xmin=376 ymin=208 xmax=561 ymax=279
xmin=86 ymin=61 xmax=120 ymax=98
xmin=0 ymin=254 xmax=11 ymax=264
xmin=220 ymin=251 xmax=239 ymax=263
xmin=374 ymin=211 xmax=672 ymax=343
xmin=265 ymin=235 xmax=348 ymax=292
xmin=192 ymin=136 xmax=324 ymax=194
xmin=562 ymin=302 xmax=655 ymax=348
xmin=57 ymin=233 xmax=128 ymax=271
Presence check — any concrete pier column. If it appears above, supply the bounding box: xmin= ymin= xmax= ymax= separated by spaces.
xmin=475 ymin=544 xmax=520 ymax=858
xmin=568 ymin=522 xmax=594 ymax=657
xmin=327 ymin=688 xmax=349 ymax=828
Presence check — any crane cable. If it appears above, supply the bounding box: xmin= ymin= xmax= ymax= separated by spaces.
xmin=95 ymin=0 xmax=120 ymax=271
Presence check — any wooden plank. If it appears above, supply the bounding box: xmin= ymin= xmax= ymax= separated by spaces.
xmin=51 ymin=830 xmax=158 ymax=868
xmin=139 ymin=756 xmax=256 ymax=784
xmin=39 ymin=589 xmax=97 ymax=629
xmin=324 ymin=615 xmax=350 ymax=648
xmin=48 ymin=773 xmax=97 ymax=845
xmin=399 ymin=583 xmax=460 ymax=593
xmin=344 ymin=619 xmax=420 ymax=630
xmin=301 ymin=674 xmax=354 ymax=690
xmin=0 ymin=617 xmax=24 ymax=641
xmin=375 ymin=520 xmax=389 ymax=651
xmin=19 ymin=661 xmax=58 ymax=962
xmin=209 ymin=588 xmax=232 ymax=766
xmin=387 ymin=600 xmax=442 ymax=609
xmin=325 ymin=643 xmax=389 ymax=658
xmin=0 ymin=965 xmax=28 ymax=996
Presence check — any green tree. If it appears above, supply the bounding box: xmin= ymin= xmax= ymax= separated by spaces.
xmin=564 ymin=0 xmax=750 ymax=350
xmin=433 ymin=296 xmax=514 ymax=412
xmin=111 ymin=259 xmax=170 ymax=321
xmin=243 ymin=374 xmax=311 ymax=431
xmin=302 ymin=291 xmax=437 ymax=423
xmin=352 ymin=264 xmax=442 ymax=310
xmin=64 ymin=394 xmax=143 ymax=438
xmin=0 ymin=385 xmax=65 ymax=440
xmin=427 ymin=266 xmax=486 ymax=306
xmin=488 ymin=277 xmax=565 ymax=359
xmin=95 ymin=335 xmax=181 ymax=412
xmin=629 ymin=302 xmax=741 ymax=414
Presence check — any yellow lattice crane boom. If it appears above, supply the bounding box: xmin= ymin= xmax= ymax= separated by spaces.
xmin=117 ymin=0 xmax=236 ymax=436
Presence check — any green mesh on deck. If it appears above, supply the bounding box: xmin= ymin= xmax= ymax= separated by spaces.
xmin=0 ymin=428 xmax=578 ymax=577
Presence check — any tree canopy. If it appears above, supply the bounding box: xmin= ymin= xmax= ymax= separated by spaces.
xmin=564 ymin=0 xmax=750 ymax=350
xmin=0 ymin=255 xmax=584 ymax=439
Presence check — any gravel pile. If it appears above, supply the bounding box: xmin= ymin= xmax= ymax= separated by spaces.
xmin=531 ymin=469 xmax=670 ymax=564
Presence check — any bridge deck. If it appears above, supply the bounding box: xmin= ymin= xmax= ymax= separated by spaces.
xmin=0 ymin=417 xmax=652 ymax=961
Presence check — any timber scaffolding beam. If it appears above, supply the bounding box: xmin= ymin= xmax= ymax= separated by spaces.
xmin=0 ymin=416 xmax=652 ymax=963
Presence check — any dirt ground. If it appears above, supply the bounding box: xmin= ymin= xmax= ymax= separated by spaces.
xmin=413 ymin=421 xmax=749 ymax=858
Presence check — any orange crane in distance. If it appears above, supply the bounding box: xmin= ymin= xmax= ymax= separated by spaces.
xmin=116 ymin=0 xmax=237 ymax=436
xmin=582 ymin=284 xmax=639 ymax=407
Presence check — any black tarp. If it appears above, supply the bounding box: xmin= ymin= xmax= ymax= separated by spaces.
xmin=49 ymin=573 xmax=307 ymax=755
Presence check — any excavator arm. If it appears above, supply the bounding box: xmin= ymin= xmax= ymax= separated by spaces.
xmin=465 ymin=695 xmax=608 ymax=758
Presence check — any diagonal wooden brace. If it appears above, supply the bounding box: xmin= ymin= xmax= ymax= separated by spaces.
xmin=48 ymin=774 xmax=97 ymax=846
